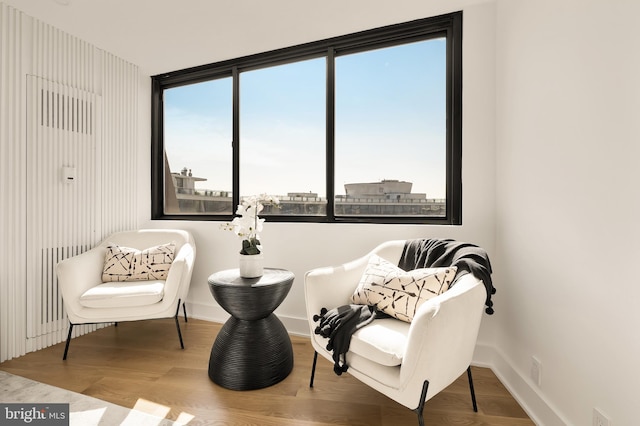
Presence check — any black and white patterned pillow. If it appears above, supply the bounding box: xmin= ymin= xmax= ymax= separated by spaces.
xmin=102 ymin=243 xmax=175 ymax=282
xmin=350 ymin=254 xmax=457 ymax=323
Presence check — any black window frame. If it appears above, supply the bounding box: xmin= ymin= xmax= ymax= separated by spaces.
xmin=151 ymin=11 xmax=462 ymax=225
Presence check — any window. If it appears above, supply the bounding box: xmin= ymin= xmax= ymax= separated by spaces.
xmin=163 ymin=78 xmax=233 ymax=214
xmin=240 ymin=59 xmax=327 ymax=215
xmin=334 ymin=40 xmax=447 ymax=217
xmin=152 ymin=11 xmax=462 ymax=224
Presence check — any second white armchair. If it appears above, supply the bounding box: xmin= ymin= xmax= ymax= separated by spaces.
xmin=56 ymin=229 xmax=196 ymax=360
xmin=304 ymin=239 xmax=490 ymax=426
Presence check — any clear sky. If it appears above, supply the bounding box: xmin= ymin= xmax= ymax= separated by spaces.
xmin=164 ymin=37 xmax=447 ymax=199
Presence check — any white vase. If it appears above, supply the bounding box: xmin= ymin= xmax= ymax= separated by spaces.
xmin=239 ymin=253 xmax=264 ymax=278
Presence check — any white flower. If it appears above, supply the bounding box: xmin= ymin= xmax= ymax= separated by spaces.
xmin=220 ymin=194 xmax=279 ymax=255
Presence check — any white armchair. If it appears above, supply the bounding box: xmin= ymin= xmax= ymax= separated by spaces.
xmin=304 ymin=240 xmax=488 ymax=426
xmin=56 ymin=229 xmax=196 ymax=360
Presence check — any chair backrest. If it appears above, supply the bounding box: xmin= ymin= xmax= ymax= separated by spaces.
xmin=99 ymin=229 xmax=193 ymax=252
xmin=370 ymin=240 xmax=406 ymax=264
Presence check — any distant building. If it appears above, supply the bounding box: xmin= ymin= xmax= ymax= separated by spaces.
xmin=168 ymin=170 xmax=444 ymax=217
xmin=172 ymin=167 xmax=207 ymax=195
xmin=169 ymin=168 xmax=231 ymax=213
xmin=344 ymin=179 xmax=427 ymax=201
xmin=336 ymin=180 xmax=443 ymax=216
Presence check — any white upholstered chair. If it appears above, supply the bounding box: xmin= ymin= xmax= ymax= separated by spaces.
xmin=56 ymin=229 xmax=196 ymax=360
xmin=304 ymin=240 xmax=488 ymax=426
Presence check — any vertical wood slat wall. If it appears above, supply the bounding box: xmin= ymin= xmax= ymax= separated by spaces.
xmin=0 ymin=2 xmax=26 ymax=364
xmin=0 ymin=3 xmax=139 ymax=362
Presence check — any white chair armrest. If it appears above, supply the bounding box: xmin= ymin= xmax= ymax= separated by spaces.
xmin=304 ymin=255 xmax=370 ymax=321
xmin=162 ymin=242 xmax=195 ymax=303
xmin=57 ymin=247 xmax=107 ymax=303
xmin=399 ymin=274 xmax=486 ymax=396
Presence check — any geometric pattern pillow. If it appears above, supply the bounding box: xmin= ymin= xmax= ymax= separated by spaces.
xmin=102 ymin=243 xmax=175 ymax=282
xmin=350 ymin=254 xmax=457 ymax=323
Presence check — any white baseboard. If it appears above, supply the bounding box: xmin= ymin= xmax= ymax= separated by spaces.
xmin=187 ymin=302 xmax=567 ymax=426
xmin=473 ymin=344 xmax=569 ymax=426
xmin=187 ymin=301 xmax=230 ymax=324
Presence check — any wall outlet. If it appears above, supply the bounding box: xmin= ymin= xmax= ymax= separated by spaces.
xmin=530 ymin=356 xmax=541 ymax=386
xmin=593 ymin=408 xmax=611 ymax=426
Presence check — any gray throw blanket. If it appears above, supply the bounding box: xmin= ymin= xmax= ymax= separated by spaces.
xmin=398 ymin=238 xmax=495 ymax=314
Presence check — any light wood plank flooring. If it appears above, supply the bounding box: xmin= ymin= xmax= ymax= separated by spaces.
xmin=0 ymin=318 xmax=534 ymax=425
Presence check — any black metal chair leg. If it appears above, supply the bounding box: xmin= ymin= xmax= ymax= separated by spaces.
xmin=63 ymin=300 xmax=189 ymax=359
xmin=62 ymin=323 xmax=74 ymax=360
xmin=413 ymin=380 xmax=430 ymax=426
xmin=174 ymin=316 xmax=184 ymax=349
xmin=467 ymin=366 xmax=478 ymax=412
xmin=309 ymin=351 xmax=318 ymax=387
xmin=174 ymin=299 xmax=185 ymax=349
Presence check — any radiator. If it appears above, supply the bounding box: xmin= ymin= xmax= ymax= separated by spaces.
xmin=25 ymin=76 xmax=101 ymax=348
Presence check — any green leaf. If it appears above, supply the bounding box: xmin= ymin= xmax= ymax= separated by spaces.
xmin=240 ymin=238 xmax=261 ymax=255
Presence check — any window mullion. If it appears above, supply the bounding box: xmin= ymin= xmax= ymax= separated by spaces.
xmin=326 ymin=48 xmax=336 ymax=220
xmin=232 ymin=66 xmax=240 ymax=212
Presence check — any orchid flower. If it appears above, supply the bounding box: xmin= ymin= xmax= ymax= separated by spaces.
xmin=220 ymin=194 xmax=279 ymax=255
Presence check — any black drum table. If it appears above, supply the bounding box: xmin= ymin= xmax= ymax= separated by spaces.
xmin=207 ymin=268 xmax=294 ymax=390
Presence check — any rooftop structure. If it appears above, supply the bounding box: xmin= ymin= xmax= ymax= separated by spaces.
xmin=343 ymin=179 xmax=427 ymax=201
xmin=167 ymin=171 xmax=444 ymax=216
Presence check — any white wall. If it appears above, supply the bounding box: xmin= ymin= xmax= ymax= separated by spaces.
xmin=136 ymin=0 xmax=499 ymax=338
xmin=495 ymin=0 xmax=640 ymax=425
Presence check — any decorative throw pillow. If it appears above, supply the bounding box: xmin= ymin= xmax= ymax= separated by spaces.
xmin=102 ymin=243 xmax=175 ymax=282
xmin=350 ymin=254 xmax=457 ymax=323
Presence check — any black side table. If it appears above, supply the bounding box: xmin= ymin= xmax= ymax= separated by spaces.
xmin=207 ymin=268 xmax=294 ymax=390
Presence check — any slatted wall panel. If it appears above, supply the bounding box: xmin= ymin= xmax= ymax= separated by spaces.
xmin=0 ymin=2 xmax=28 ymax=363
xmin=101 ymin=54 xmax=139 ymax=234
xmin=0 ymin=3 xmax=139 ymax=361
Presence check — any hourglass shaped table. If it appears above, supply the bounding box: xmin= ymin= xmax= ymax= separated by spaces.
xmin=207 ymin=268 xmax=294 ymax=390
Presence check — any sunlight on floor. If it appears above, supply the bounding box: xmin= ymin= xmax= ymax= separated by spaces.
xmin=133 ymin=398 xmax=195 ymax=425
xmin=133 ymin=398 xmax=171 ymax=418
xmin=69 ymin=407 xmax=107 ymax=426
xmin=175 ymin=412 xmax=196 ymax=425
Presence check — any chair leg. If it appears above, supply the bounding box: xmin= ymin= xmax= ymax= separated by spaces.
xmin=309 ymin=351 xmax=318 ymax=387
xmin=413 ymin=380 xmax=430 ymax=426
xmin=174 ymin=316 xmax=184 ymax=349
xmin=174 ymin=299 xmax=185 ymax=349
xmin=62 ymin=323 xmax=74 ymax=360
xmin=183 ymin=302 xmax=188 ymax=322
xmin=467 ymin=366 xmax=478 ymax=412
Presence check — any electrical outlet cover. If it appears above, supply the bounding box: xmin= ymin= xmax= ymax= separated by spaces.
xmin=530 ymin=356 xmax=541 ymax=386
xmin=593 ymin=407 xmax=610 ymax=426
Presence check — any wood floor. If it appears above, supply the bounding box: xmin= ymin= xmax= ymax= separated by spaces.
xmin=0 ymin=318 xmax=534 ymax=426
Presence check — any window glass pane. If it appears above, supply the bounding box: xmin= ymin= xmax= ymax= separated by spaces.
xmin=335 ymin=39 xmax=447 ymax=217
xmin=164 ymin=78 xmax=233 ymax=214
xmin=240 ymin=58 xmax=326 ymax=215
